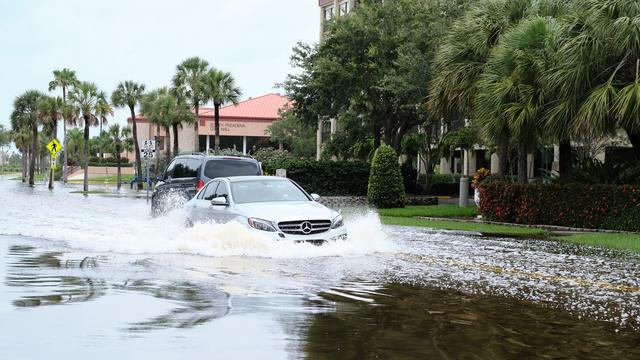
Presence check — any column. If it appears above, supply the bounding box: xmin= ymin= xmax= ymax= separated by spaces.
xmin=440 ymin=157 xmax=451 ymax=175
xmin=205 ymin=135 xmax=210 ymax=154
xmin=527 ymin=153 xmax=535 ymax=180
xmin=330 ymin=118 xmax=337 ymax=140
xmin=490 ymin=153 xmax=500 ymax=174
xmin=316 ymin=118 xmax=323 ymax=161
xmin=467 ymin=149 xmax=477 ymax=176
xmin=242 ymin=136 xmax=247 ymax=155
xmin=552 ymin=144 xmax=560 ymax=175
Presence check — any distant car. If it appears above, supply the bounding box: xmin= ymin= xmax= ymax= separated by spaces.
xmin=185 ymin=176 xmax=347 ymax=244
xmin=152 ymin=154 xmax=262 ymax=215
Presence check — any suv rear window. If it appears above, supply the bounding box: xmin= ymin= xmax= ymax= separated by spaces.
xmin=204 ymin=160 xmax=260 ymax=179
xmin=167 ymin=158 xmax=200 ymax=178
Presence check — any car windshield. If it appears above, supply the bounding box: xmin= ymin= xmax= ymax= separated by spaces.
xmin=231 ymin=180 xmax=310 ymax=204
xmin=204 ymin=160 xmax=260 ymax=179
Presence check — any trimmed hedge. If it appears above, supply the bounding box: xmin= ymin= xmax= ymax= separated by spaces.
xmin=368 ymin=145 xmax=406 ymax=208
xmin=262 ymin=160 xmax=370 ymax=196
xmin=479 ymin=181 xmax=640 ymax=231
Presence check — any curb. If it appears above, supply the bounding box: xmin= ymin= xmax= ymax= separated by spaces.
xmin=415 ymin=216 xmax=640 ymax=235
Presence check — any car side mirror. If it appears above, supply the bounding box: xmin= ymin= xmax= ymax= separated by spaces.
xmin=211 ymin=196 xmax=228 ymax=206
xmin=311 ymin=193 xmax=320 ymax=201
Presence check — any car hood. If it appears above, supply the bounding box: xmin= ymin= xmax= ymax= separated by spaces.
xmin=234 ymin=201 xmax=338 ymax=223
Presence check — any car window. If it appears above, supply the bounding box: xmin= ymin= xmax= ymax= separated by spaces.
xmin=172 ymin=158 xmax=199 ymax=179
xmin=231 ymin=180 xmax=309 ymax=204
xmin=165 ymin=159 xmax=177 ymax=178
xmin=203 ymin=160 xmax=260 ymax=179
xmin=202 ymin=181 xmax=219 ymax=201
xmin=215 ymin=182 xmax=229 ymax=199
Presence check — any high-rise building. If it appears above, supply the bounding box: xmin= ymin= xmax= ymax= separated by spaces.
xmin=318 ymin=0 xmax=357 ymax=38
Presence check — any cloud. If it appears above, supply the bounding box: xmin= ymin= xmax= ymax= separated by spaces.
xmin=0 ymin=0 xmax=319 ymax=135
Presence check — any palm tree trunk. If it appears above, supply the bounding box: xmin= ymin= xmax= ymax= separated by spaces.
xmin=131 ymin=108 xmax=143 ymax=190
xmin=558 ymin=135 xmax=572 ymax=183
xmin=497 ymin=127 xmax=509 ymax=177
xmin=164 ymin=125 xmax=171 ymax=160
xmin=99 ymin=120 xmax=104 ymax=159
xmin=517 ymin=135 xmax=527 ymax=184
xmin=194 ymin=104 xmax=200 ymax=152
xmin=214 ymin=103 xmax=221 ymax=155
xmin=22 ymin=148 xmax=28 ymax=182
xmin=62 ymin=87 xmax=68 ymax=183
xmin=49 ymin=128 xmax=55 ymax=190
xmin=83 ymin=116 xmax=90 ymax=192
xmin=172 ymin=123 xmax=179 ymax=156
xmin=116 ymin=144 xmax=122 ymax=190
xmin=29 ymin=126 xmax=37 ymax=186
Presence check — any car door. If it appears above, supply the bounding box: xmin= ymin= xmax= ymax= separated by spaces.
xmin=190 ymin=181 xmax=219 ymax=223
xmin=210 ymin=181 xmax=237 ymax=223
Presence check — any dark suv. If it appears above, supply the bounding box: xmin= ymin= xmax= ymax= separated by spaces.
xmin=151 ymin=154 xmax=262 ymax=215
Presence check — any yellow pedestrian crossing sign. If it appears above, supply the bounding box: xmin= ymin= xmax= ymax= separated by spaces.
xmin=47 ymin=139 xmax=61 ymax=155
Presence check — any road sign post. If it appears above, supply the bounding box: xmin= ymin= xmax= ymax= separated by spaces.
xmin=46 ymin=139 xmax=61 ymax=190
xmin=142 ymin=140 xmax=156 ymax=203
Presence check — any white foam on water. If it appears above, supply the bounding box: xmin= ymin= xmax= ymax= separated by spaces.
xmin=0 ymin=186 xmax=396 ymax=258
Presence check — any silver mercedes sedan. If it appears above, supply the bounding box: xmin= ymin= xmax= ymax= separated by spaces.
xmin=184 ymin=176 xmax=347 ymax=243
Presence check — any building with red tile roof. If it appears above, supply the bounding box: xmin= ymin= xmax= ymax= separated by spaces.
xmin=128 ymin=93 xmax=291 ymax=157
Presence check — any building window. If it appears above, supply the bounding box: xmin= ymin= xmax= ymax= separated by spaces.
xmin=324 ymin=6 xmax=334 ymax=21
xmin=339 ymin=1 xmax=349 ymax=16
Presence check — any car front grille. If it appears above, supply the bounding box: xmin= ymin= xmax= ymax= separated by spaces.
xmin=278 ymin=220 xmax=332 ymax=235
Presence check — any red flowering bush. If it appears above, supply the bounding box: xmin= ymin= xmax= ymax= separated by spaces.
xmin=479 ymin=181 xmax=640 ymax=231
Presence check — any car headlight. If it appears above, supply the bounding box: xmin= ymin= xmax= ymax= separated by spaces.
xmin=331 ymin=215 xmax=344 ymax=229
xmin=248 ymin=218 xmax=277 ymax=232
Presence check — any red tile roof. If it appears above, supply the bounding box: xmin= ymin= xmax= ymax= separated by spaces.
xmin=199 ymin=93 xmax=291 ymax=120
xmin=130 ymin=93 xmax=291 ymax=123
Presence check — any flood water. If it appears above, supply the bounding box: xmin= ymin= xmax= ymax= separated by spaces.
xmin=1 ymin=176 xmax=639 ymax=359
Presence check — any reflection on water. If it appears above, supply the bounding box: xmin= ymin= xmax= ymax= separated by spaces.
xmin=300 ymin=284 xmax=640 ymax=359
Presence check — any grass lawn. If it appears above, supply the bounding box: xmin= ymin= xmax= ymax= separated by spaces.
xmin=10 ymin=174 xmax=46 ymax=181
xmin=378 ymin=205 xmax=478 ymax=218
xmin=68 ymin=175 xmax=134 ymax=183
xmin=554 ymin=233 xmax=640 ymax=252
xmin=381 ymin=216 xmax=548 ymax=237
xmin=70 ymin=190 xmax=111 ymax=195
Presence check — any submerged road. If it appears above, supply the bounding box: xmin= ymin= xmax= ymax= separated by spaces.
xmin=0 ymin=176 xmax=639 ymax=359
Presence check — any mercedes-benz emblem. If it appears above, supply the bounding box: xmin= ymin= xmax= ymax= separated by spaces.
xmin=300 ymin=221 xmax=313 ymax=234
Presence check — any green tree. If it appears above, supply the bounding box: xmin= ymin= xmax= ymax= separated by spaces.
xmin=476 ymin=17 xmax=560 ymax=183
xmin=284 ymin=0 xmax=466 ymax=154
xmin=66 ymin=128 xmax=84 ymax=165
xmin=172 ymin=57 xmax=210 ymax=152
xmin=69 ymin=82 xmax=105 ymax=192
xmin=48 ymin=68 xmax=79 ymax=183
xmin=201 ymin=69 xmax=242 ymax=154
xmin=105 ymin=124 xmax=133 ymax=190
xmin=11 ymin=90 xmax=44 ymax=185
xmin=111 ymin=80 xmax=146 ymax=190
xmin=548 ymin=0 xmax=640 ymax=161
xmin=267 ymin=110 xmax=316 ymax=158
xmin=368 ymin=144 xmax=405 ymax=208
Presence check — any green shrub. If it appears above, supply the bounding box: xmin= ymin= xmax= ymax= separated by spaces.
xmin=253 ymin=148 xmax=293 ymax=163
xmin=368 ymin=145 xmax=405 ymax=208
xmin=479 ymin=181 xmax=640 ymax=231
xmin=262 ymin=160 xmax=370 ymax=196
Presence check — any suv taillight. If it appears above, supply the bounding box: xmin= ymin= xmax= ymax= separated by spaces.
xmin=196 ymin=179 xmax=204 ymax=191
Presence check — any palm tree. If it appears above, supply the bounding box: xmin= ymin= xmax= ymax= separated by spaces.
xmin=172 ymin=57 xmax=209 ymax=152
xmin=95 ymin=95 xmax=113 ymax=158
xmin=111 ymin=81 xmax=146 ymax=190
xmin=10 ymin=119 xmax=32 ymax=182
xmin=68 ymin=82 xmax=104 ymax=192
xmin=201 ymin=69 xmax=242 ymax=154
xmin=66 ymin=128 xmax=84 ymax=165
xmin=48 ymin=68 xmax=79 ymax=183
xmin=169 ymin=87 xmax=196 ymax=156
xmin=106 ymin=124 xmax=132 ymax=190
xmin=141 ymin=87 xmax=169 ymax=171
xmin=548 ymin=0 xmax=640 ymax=161
xmin=476 ymin=17 xmax=559 ymax=183
xmin=38 ymin=96 xmax=65 ymax=189
xmin=12 ymin=90 xmax=44 ymax=186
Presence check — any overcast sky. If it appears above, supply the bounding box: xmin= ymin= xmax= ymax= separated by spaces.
xmin=0 ymin=0 xmax=319 ymax=135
